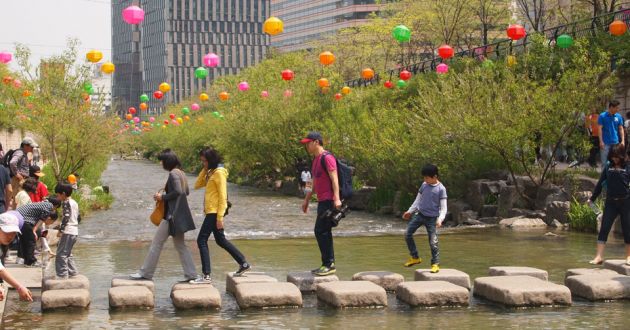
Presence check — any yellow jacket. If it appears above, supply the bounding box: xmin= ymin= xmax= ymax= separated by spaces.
xmin=194 ymin=167 xmax=229 ymax=222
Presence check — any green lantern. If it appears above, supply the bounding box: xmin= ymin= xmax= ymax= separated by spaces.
xmin=87 ymin=86 xmax=95 ymax=95
xmin=182 ymin=107 xmax=190 ymax=115
xmin=140 ymin=94 xmax=149 ymax=102
xmin=392 ymin=25 xmax=411 ymax=43
xmin=219 ymin=115 xmax=225 ymax=120
xmin=195 ymin=67 xmax=209 ymax=79
xmin=397 ymin=79 xmax=407 ymax=88
xmin=556 ymin=34 xmax=573 ymax=49
xmin=83 ymin=82 xmax=92 ymax=92
xmin=212 ymin=111 xmax=220 ymax=118
xmin=0 ymin=103 xmax=4 ymax=110
xmin=482 ymin=59 xmax=494 ymax=69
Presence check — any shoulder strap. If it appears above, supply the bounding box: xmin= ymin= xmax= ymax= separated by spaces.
xmin=320 ymin=152 xmax=331 ymax=172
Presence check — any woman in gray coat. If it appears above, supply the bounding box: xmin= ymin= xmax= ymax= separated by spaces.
xmin=130 ymin=149 xmax=197 ymax=281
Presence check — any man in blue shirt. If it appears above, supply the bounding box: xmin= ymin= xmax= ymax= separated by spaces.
xmin=598 ymin=100 xmax=624 ymax=167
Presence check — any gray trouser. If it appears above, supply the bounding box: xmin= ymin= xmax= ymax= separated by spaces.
xmin=56 ymin=234 xmax=78 ymax=277
xmin=139 ymin=219 xmax=197 ymax=280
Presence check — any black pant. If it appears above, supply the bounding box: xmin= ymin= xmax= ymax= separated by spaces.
xmin=18 ymin=222 xmax=38 ymax=265
xmin=315 ymin=200 xmax=335 ymax=267
xmin=598 ymin=198 xmax=630 ymax=244
xmin=588 ymin=136 xmax=600 ymax=167
xmin=196 ymin=213 xmax=246 ymax=276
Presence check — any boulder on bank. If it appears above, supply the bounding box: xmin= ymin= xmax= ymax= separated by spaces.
xmin=499 ymin=217 xmax=547 ymax=228
xmin=544 ymin=201 xmax=570 ymax=225
xmin=348 ymin=187 xmax=375 ymax=211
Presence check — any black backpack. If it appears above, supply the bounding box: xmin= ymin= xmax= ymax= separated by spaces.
xmin=320 ymin=151 xmax=354 ymax=200
xmin=1 ymin=149 xmax=18 ymax=176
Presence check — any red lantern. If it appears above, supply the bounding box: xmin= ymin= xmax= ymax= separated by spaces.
xmin=153 ymin=90 xmax=164 ymax=99
xmin=438 ymin=45 xmax=454 ymax=59
xmin=384 ymin=80 xmax=393 ymax=89
xmin=399 ymin=70 xmax=412 ymax=81
xmin=334 ymin=93 xmax=342 ymax=100
xmin=169 ymin=113 xmax=175 ymax=120
xmin=281 ymin=69 xmax=294 ymax=81
xmin=506 ymin=24 xmax=526 ymax=41
xmin=2 ymin=76 xmax=12 ymax=85
xmin=610 ymin=20 xmax=627 ymax=36
xmin=128 ymin=107 xmax=137 ymax=115
xmin=163 ymin=120 xmax=169 ymax=125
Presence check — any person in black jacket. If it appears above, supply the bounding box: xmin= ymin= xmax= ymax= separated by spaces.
xmin=587 ymin=144 xmax=630 ymax=265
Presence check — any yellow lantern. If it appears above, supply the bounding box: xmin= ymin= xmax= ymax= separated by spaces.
xmin=86 ymin=50 xmax=103 ymax=63
xmin=218 ymin=91 xmax=230 ymax=101
xmin=319 ymin=51 xmax=335 ymax=66
xmin=341 ymin=86 xmax=351 ymax=95
xmin=200 ymin=93 xmax=209 ymax=101
xmin=263 ymin=17 xmax=284 ymax=36
xmin=361 ymin=68 xmax=375 ymax=80
xmin=506 ymin=55 xmax=517 ymax=67
xmin=159 ymin=82 xmax=171 ymax=93
xmin=317 ymin=78 xmax=330 ymax=88
xmin=101 ymin=62 xmax=115 ymax=74
xmin=176 ymin=117 xmax=183 ymax=124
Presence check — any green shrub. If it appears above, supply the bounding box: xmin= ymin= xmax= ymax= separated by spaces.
xmin=568 ymin=198 xmax=600 ymax=232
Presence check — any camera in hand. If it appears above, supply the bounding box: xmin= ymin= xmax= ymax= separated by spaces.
xmin=323 ymin=204 xmax=350 ymax=227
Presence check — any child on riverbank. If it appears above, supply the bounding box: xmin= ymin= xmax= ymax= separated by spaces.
xmin=402 ymin=164 xmax=447 ymax=273
xmin=54 ymin=183 xmax=79 ymax=279
xmin=0 ymin=213 xmax=33 ymax=302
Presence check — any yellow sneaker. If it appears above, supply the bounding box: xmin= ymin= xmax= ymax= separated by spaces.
xmin=430 ymin=264 xmax=440 ymax=273
xmin=404 ymin=257 xmax=422 ymax=267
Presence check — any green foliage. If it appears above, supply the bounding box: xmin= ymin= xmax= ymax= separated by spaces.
xmin=568 ymin=198 xmax=600 ymax=232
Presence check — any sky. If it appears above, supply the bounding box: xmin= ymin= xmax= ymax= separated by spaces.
xmin=0 ymin=0 xmax=112 ymax=70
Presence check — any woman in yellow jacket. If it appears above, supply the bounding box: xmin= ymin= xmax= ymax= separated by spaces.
xmin=189 ymin=147 xmax=250 ymax=284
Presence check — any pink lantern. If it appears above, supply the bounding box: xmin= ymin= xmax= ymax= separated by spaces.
xmin=238 ymin=81 xmax=250 ymax=91
xmin=172 ymin=119 xmax=179 ymax=126
xmin=436 ymin=63 xmax=449 ymax=74
xmin=191 ymin=103 xmax=200 ymax=111
xmin=12 ymin=79 xmax=21 ymax=88
xmin=149 ymin=117 xmax=155 ymax=123
xmin=133 ymin=117 xmax=140 ymax=123
xmin=0 ymin=52 xmax=12 ymax=64
xmin=261 ymin=91 xmax=269 ymax=98
xmin=203 ymin=53 xmax=220 ymax=67
xmin=284 ymin=89 xmax=293 ymax=98
xmin=122 ymin=5 xmax=145 ymax=25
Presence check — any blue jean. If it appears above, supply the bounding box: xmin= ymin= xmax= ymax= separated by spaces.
xmin=405 ymin=213 xmax=440 ymax=265
xmin=315 ymin=200 xmax=335 ymax=267
xmin=601 ymin=144 xmax=613 ymax=169
xmin=196 ymin=213 xmax=246 ymax=275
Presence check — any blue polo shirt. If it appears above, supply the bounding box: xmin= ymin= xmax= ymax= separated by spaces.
xmin=598 ymin=111 xmax=624 ymax=145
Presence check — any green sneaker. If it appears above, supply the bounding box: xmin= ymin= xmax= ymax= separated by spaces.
xmin=314 ymin=264 xmax=336 ymax=276
xmin=311 ymin=265 xmax=325 ymax=274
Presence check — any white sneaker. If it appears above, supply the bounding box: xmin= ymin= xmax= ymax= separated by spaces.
xmin=189 ymin=275 xmax=212 ymax=284
xmin=16 ymin=257 xmax=24 ymax=265
xmin=129 ymin=273 xmax=149 ymax=280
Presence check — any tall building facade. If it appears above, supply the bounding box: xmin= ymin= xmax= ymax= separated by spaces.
xmin=270 ymin=0 xmax=385 ymax=52
xmin=112 ymin=0 xmax=270 ymax=116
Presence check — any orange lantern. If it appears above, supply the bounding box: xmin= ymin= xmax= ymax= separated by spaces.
xmin=319 ymin=51 xmax=335 ymax=66
xmin=184 ymin=115 xmax=190 ymax=121
xmin=200 ymin=93 xmax=209 ymax=101
xmin=22 ymin=90 xmax=31 ymax=98
xmin=218 ymin=91 xmax=230 ymax=101
xmin=341 ymin=86 xmax=351 ymax=95
xmin=361 ymin=68 xmax=375 ymax=80
xmin=610 ymin=20 xmax=627 ymax=36
xmin=101 ymin=62 xmax=115 ymax=74
xmin=317 ymin=78 xmax=330 ymax=88
xmin=2 ymin=76 xmax=12 ymax=84
xmin=125 ymin=113 xmax=133 ymax=120
xmin=86 ymin=50 xmax=103 ymax=63
xmin=139 ymin=102 xmax=148 ymax=111
xmin=263 ymin=17 xmax=284 ymax=35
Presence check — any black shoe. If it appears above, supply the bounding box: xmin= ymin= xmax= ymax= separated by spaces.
xmin=235 ymin=263 xmax=251 ymax=276
xmin=311 ymin=265 xmax=325 ymax=274
xmin=314 ymin=264 xmax=336 ymax=276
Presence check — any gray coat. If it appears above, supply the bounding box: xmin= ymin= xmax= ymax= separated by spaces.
xmin=162 ymin=169 xmax=195 ymax=234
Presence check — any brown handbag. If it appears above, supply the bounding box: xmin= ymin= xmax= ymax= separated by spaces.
xmin=150 ymin=189 xmax=165 ymax=226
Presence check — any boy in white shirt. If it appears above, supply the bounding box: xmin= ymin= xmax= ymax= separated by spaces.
xmin=54 ymin=183 xmax=80 ymax=279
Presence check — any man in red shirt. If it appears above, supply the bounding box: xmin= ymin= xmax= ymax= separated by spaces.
xmin=28 ymin=165 xmax=48 ymax=202
xmin=300 ymin=132 xmax=341 ymax=276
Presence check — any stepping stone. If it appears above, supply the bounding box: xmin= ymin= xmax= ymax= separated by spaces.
xmin=5 ymin=266 xmax=42 ymax=289
xmin=415 ymin=268 xmax=471 ymax=290
xmin=43 ymin=275 xmax=90 ymax=291
xmin=42 ymin=289 xmax=91 ymax=311
xmin=287 ymin=271 xmax=339 ymax=292
xmin=111 ymin=277 xmax=155 ymax=293
xmin=226 ymin=272 xmax=277 ymax=295
xmin=352 ymin=271 xmax=404 ymax=291
xmin=235 ymin=282 xmax=302 ymax=309
xmin=171 ymin=286 xmax=222 ymax=310
xmin=603 ymin=260 xmax=630 ymax=275
xmin=564 ymin=268 xmax=618 ymax=279
xmin=109 ymin=286 xmax=154 ymax=309
xmin=397 ymin=281 xmax=469 ymax=307
xmin=473 ymin=275 xmax=571 ymax=307
xmin=171 ymin=282 xmax=215 ymax=294
xmin=488 ymin=266 xmax=548 ymax=281
xmin=565 ymin=274 xmax=630 ymax=301
xmin=317 ymin=281 xmax=387 ymax=308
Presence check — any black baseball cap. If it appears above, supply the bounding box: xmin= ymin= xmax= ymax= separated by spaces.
xmin=300 ymin=131 xmax=323 ymax=144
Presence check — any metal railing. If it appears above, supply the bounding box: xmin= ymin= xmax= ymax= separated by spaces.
xmin=345 ymin=9 xmax=630 ymax=88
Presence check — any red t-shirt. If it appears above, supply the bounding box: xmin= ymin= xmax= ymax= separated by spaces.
xmin=28 ymin=181 xmax=49 ymax=202
xmin=311 ymin=151 xmax=337 ymax=202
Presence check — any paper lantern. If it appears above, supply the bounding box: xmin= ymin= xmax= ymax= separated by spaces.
xmin=164 ymin=120 xmax=169 ymax=125
xmin=334 ymin=93 xmax=342 ymax=100
xmin=191 ymin=103 xmax=200 ymax=111
xmin=12 ymin=79 xmax=21 ymax=88
xmin=184 ymin=115 xmax=190 ymax=121
xmin=317 ymin=78 xmax=330 ymax=88
xmin=341 ymin=86 xmax=351 ymax=95
xmin=149 ymin=117 xmax=155 ymax=123
xmin=238 ymin=81 xmax=250 ymax=91
xmin=261 ymin=90 xmax=269 ymax=98
xmin=159 ymin=82 xmax=171 ymax=93
xmin=392 ymin=25 xmax=411 ymax=42
xmin=125 ymin=114 xmax=132 ymax=120
xmin=397 ymin=80 xmax=407 ymax=88
xmin=0 ymin=52 xmax=12 ymax=64
xmin=176 ymin=117 xmax=183 ymax=125
xmin=482 ymin=59 xmax=495 ymax=68
xmin=128 ymin=107 xmax=137 ymax=115
xmin=200 ymin=93 xmax=209 ymax=101
xmin=281 ymin=69 xmax=294 ymax=81
xmin=122 ymin=5 xmax=145 ymax=25
xmin=438 ymin=45 xmax=454 ymax=59
xmin=263 ymin=17 xmax=283 ymax=35
xmin=182 ymin=107 xmax=190 ymax=115
xmin=361 ymin=68 xmax=375 ymax=80
xmin=319 ymin=51 xmax=335 ymax=66
xmin=506 ymin=55 xmax=517 ymax=67
xmin=83 ymin=82 xmax=92 ymax=92
xmin=506 ymin=24 xmax=526 ymax=41
xmin=133 ymin=117 xmax=140 ymax=124
xmin=153 ymin=90 xmax=164 ymax=99
xmin=219 ymin=91 xmax=230 ymax=101
xmin=22 ymin=90 xmax=31 ymax=98
xmin=556 ymin=34 xmax=573 ymax=49
xmin=140 ymin=103 xmax=148 ymax=111
xmin=321 ymin=86 xmax=330 ymax=94
xmin=140 ymin=94 xmax=149 ymax=102
xmin=203 ymin=53 xmax=220 ymax=67
xmin=86 ymin=50 xmax=103 ymax=63
xmin=195 ymin=67 xmax=208 ymax=79
xmin=101 ymin=62 xmax=115 ymax=74
xmin=284 ymin=89 xmax=293 ymax=98
xmin=399 ymin=70 xmax=412 ymax=81
xmin=436 ymin=63 xmax=449 ymax=74
xmin=384 ymin=80 xmax=393 ymax=89
xmin=67 ymin=174 xmax=77 ymax=184
xmin=169 ymin=113 xmax=176 ymax=119
xmin=2 ymin=76 xmax=12 ymax=84
xmin=610 ymin=20 xmax=627 ymax=36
